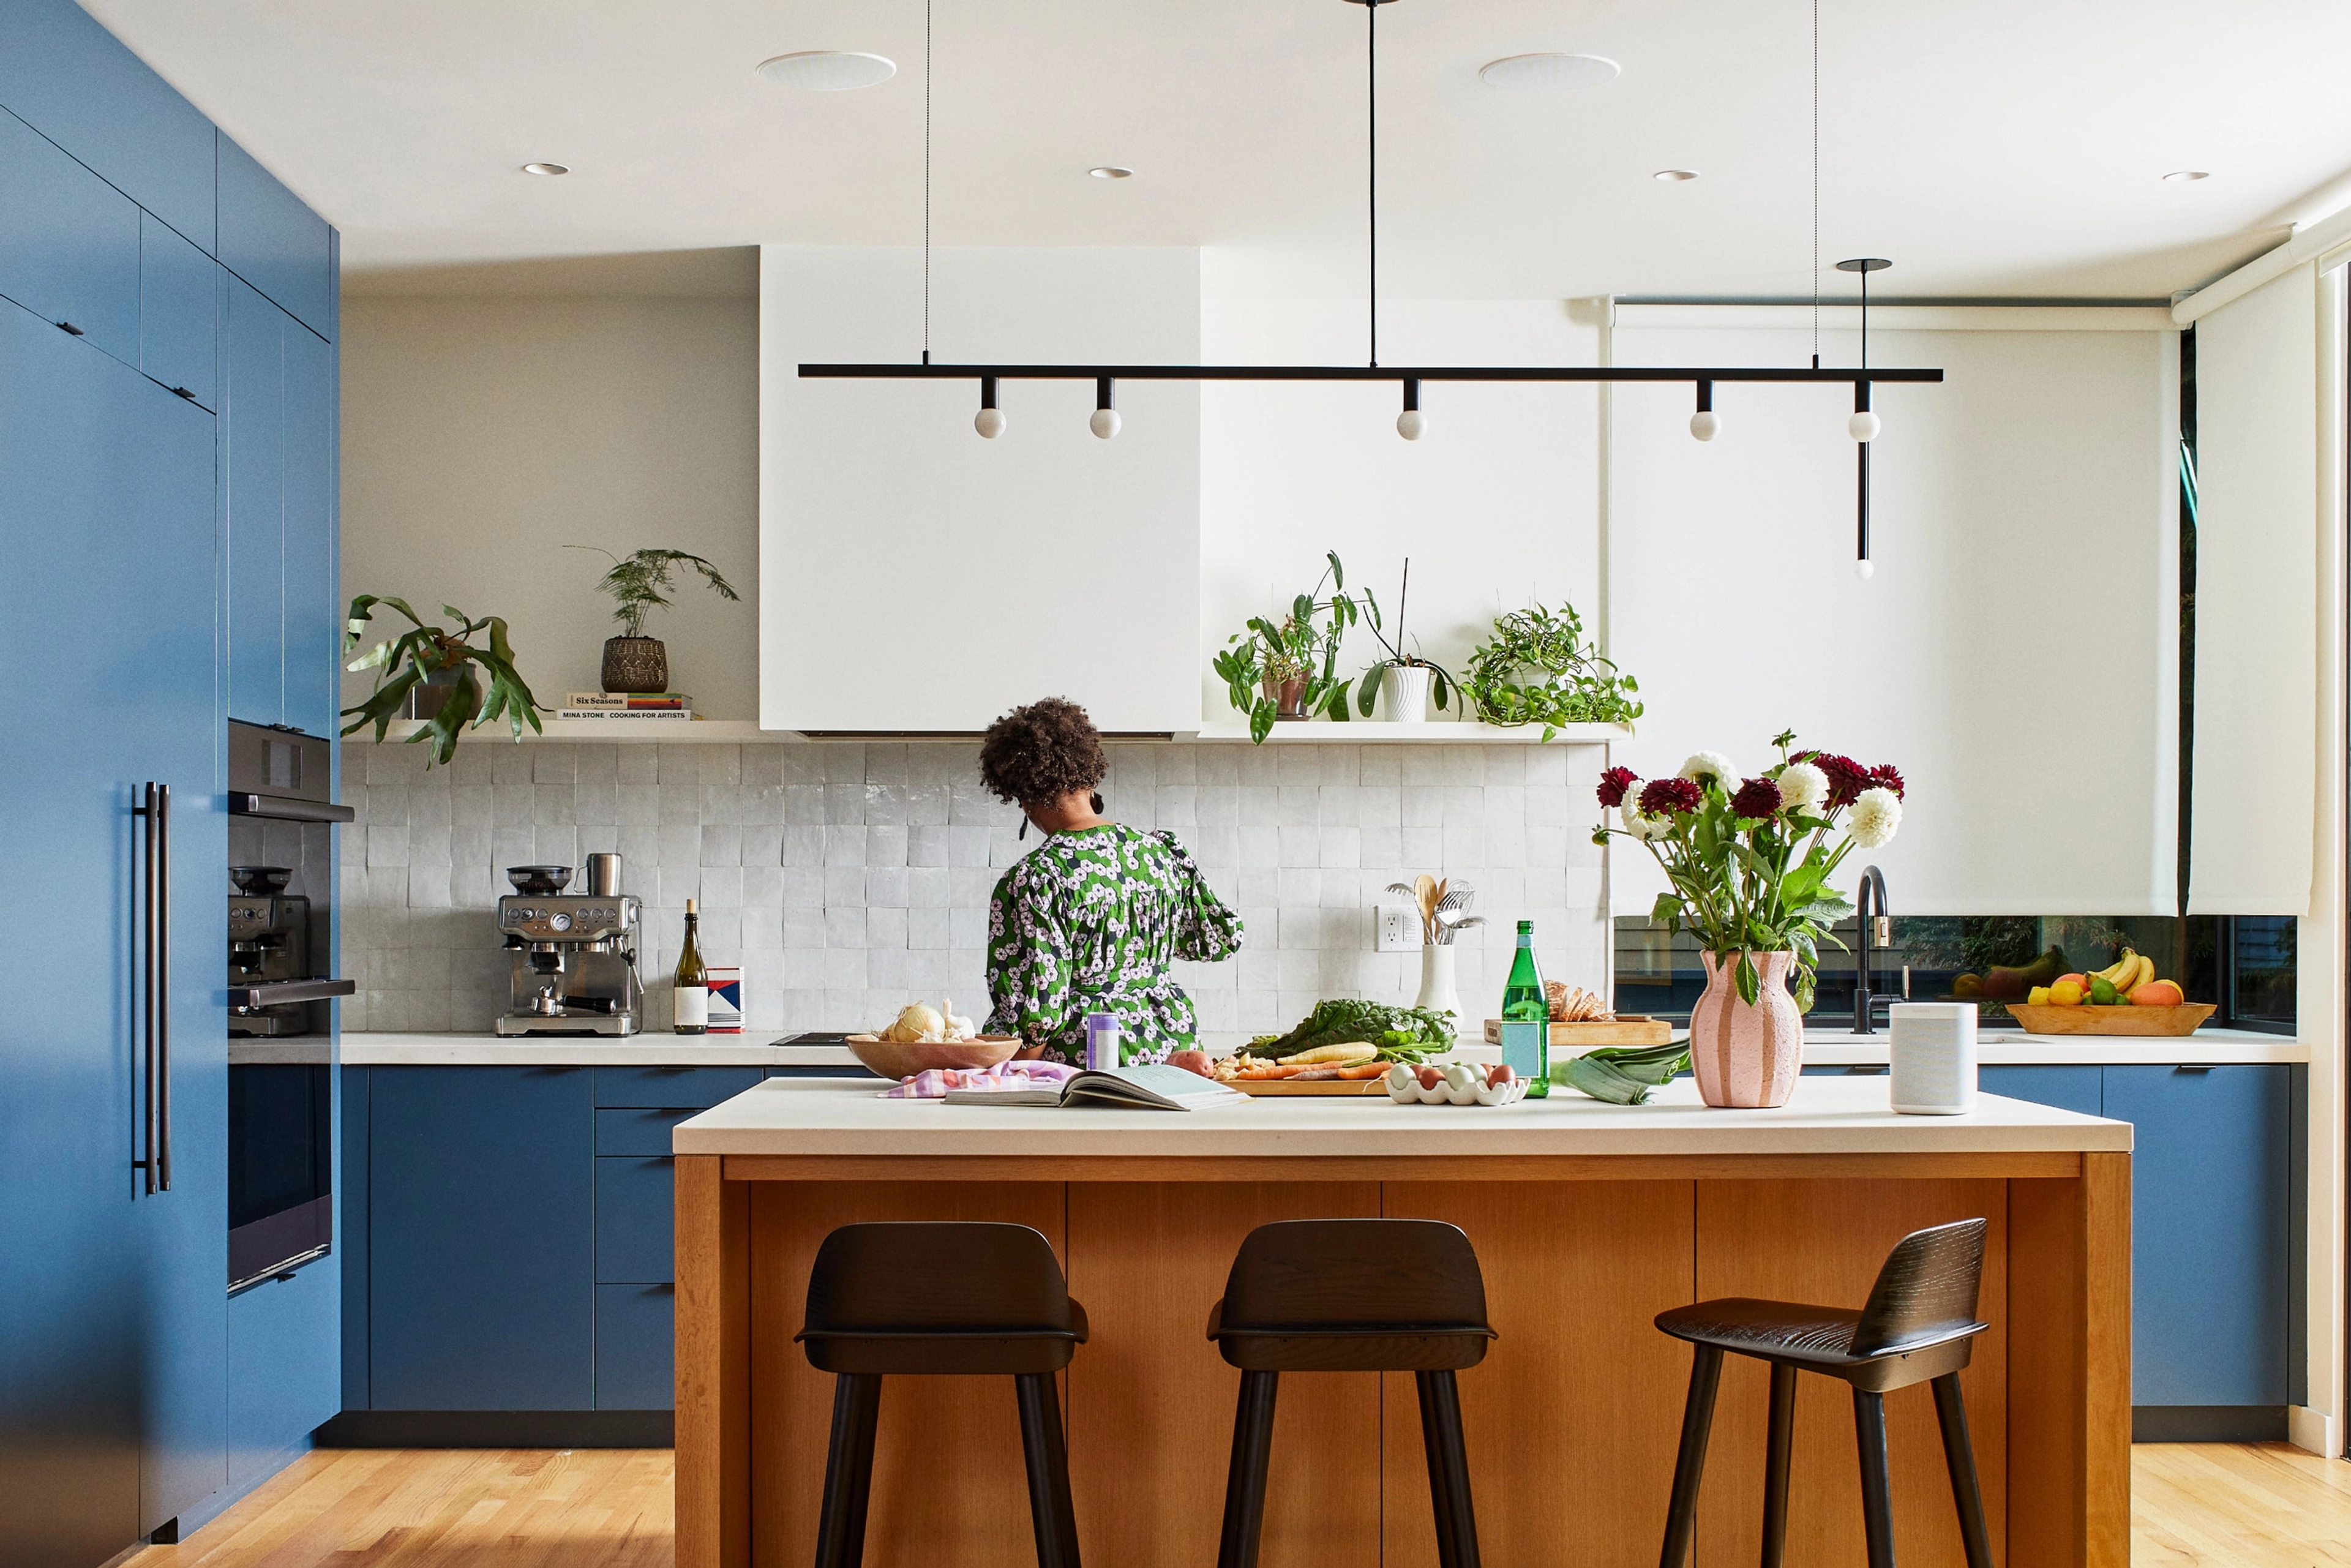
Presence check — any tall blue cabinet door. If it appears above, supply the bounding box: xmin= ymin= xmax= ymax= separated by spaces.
xmin=222 ymin=276 xmax=285 ymax=726
xmin=2102 ymin=1064 xmax=2293 ymax=1406
xmin=0 ymin=0 xmax=218 ymax=249
xmin=0 ymin=105 xmax=141 ymax=364
xmin=282 ymin=321 xmax=336 ymax=737
xmin=140 ymin=212 xmax=215 ymax=409
xmin=217 ymin=134 xmax=331 ymax=340
xmin=369 ymin=1068 xmax=596 ymax=1410
xmin=0 ymin=298 xmax=219 ymax=1561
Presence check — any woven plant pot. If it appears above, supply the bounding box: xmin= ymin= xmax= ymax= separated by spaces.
xmin=601 ymin=636 xmax=668 ymax=695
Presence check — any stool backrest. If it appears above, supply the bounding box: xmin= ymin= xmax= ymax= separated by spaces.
xmin=803 ymin=1222 xmax=1071 ymax=1336
xmin=1221 ymin=1219 xmax=1488 ymax=1333
xmin=1848 ymin=1218 xmax=1988 ymax=1357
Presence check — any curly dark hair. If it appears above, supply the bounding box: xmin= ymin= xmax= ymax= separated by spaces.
xmin=978 ymin=697 xmax=1106 ymax=808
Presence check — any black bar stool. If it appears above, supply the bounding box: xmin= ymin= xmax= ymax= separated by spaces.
xmin=796 ymin=1221 xmax=1089 ymax=1568
xmin=1207 ymin=1218 xmax=1497 ymax=1568
xmin=1653 ymin=1217 xmax=1995 ymax=1568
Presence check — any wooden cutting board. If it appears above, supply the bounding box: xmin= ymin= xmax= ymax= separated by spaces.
xmin=1229 ymin=1077 xmax=1390 ymax=1097
xmin=1481 ymin=1016 xmax=1674 ymax=1047
xmin=2004 ymin=1002 xmax=2216 ymax=1037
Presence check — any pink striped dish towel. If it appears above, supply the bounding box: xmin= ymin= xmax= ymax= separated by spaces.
xmin=881 ymin=1062 xmax=1080 ymax=1099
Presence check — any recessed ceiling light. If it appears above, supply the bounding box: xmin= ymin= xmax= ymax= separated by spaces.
xmin=2162 ymin=170 xmax=2210 ymax=183
xmin=521 ymin=162 xmax=569 ymax=176
xmin=1654 ymin=168 xmax=1698 ymax=182
xmin=1089 ymin=166 xmax=1133 ymax=180
xmin=1478 ymin=53 xmax=1619 ymax=92
xmin=756 ymin=50 xmax=896 ymax=91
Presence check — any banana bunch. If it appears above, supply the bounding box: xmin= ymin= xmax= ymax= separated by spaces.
xmin=2093 ymin=951 xmax=2154 ymax=996
xmin=2027 ymin=949 xmax=2184 ymax=1008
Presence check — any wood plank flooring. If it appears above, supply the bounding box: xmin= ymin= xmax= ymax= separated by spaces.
xmin=127 ymin=1441 xmax=2351 ymax=1565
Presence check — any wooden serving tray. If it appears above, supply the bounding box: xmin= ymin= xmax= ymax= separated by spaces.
xmin=1482 ymin=1016 xmax=1674 ymax=1047
xmin=1229 ymin=1076 xmax=1389 ymax=1097
xmin=2004 ymin=1003 xmax=2217 ymax=1037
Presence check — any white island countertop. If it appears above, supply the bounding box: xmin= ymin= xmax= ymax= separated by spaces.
xmin=672 ymin=1074 xmax=2132 ymax=1158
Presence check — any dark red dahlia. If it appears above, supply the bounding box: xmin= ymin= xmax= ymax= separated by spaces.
xmin=1596 ymin=766 xmax=1638 ymax=809
xmin=1638 ymin=776 xmax=1704 ymax=816
xmin=1815 ymin=754 xmax=1874 ymax=810
xmin=1869 ymin=763 xmax=1907 ymax=800
xmin=1731 ymin=777 xmax=1783 ymax=819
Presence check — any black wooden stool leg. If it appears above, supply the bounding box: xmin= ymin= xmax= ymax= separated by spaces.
xmin=1658 ymin=1345 xmax=1723 ymax=1568
xmin=814 ymin=1373 xmax=883 ymax=1568
xmin=1014 ymin=1371 xmax=1081 ymax=1568
xmin=1415 ymin=1371 xmax=1461 ymax=1568
xmin=1931 ymin=1373 xmax=1995 ymax=1568
xmin=1851 ymin=1387 xmax=1897 ymax=1568
xmin=1215 ymin=1370 xmax=1280 ymax=1568
xmin=1761 ymin=1363 xmax=1798 ymax=1568
xmin=1419 ymin=1369 xmax=1483 ymax=1568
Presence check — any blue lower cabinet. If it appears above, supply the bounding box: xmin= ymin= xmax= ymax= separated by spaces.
xmin=2104 ymin=1064 xmax=2293 ymax=1408
xmin=594 ymin=1066 xmax=762 ymax=1108
xmin=596 ymin=1157 xmax=677 ymax=1285
xmin=1978 ymin=1064 xmax=2104 ymax=1118
xmin=227 ymin=1259 xmax=339 ymax=1484
xmin=595 ymin=1285 xmax=677 ymax=1411
xmin=368 ymin=1068 xmax=595 ymax=1410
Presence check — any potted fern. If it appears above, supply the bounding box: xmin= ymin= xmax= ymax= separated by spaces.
xmin=569 ymin=546 xmax=741 ymax=694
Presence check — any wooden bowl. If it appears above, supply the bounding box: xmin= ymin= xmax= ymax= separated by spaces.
xmin=846 ymin=1035 xmax=1021 ymax=1079
xmin=2003 ymin=1003 xmax=2218 ymax=1037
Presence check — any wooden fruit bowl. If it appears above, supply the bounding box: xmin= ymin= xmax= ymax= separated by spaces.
xmin=2004 ymin=1003 xmax=2217 ymax=1037
xmin=846 ymin=1035 xmax=1021 ymax=1079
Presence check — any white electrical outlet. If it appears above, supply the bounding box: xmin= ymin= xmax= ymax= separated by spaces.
xmin=1375 ymin=906 xmax=1419 ymax=953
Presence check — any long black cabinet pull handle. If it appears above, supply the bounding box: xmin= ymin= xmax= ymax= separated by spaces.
xmin=135 ymin=783 xmax=157 ymax=1193
xmin=156 ymin=782 xmax=171 ymax=1191
xmin=55 ymin=320 xmax=83 ymax=336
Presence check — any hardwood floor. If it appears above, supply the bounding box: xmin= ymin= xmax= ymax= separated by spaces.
xmin=127 ymin=1441 xmax=2351 ymax=1565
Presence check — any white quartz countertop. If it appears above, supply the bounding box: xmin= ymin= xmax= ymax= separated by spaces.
xmin=339 ymin=1032 xmax=866 ymax=1068
xmin=672 ymin=1074 xmax=2132 ymax=1158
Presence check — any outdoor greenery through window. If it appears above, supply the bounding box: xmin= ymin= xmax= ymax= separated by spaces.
xmin=1613 ymin=913 xmax=2297 ymax=1034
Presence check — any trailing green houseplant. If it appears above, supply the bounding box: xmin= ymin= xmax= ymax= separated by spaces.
xmin=568 ymin=546 xmax=741 ymax=694
xmin=1350 ymin=558 xmax=1457 ymax=721
xmin=1211 ymin=550 xmax=1363 ymax=742
xmin=1461 ymin=601 xmax=1642 ymax=740
xmin=341 ymin=596 xmax=544 ymax=767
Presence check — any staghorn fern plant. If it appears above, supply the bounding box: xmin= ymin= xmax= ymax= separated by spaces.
xmin=569 ymin=546 xmax=740 ymax=639
xmin=341 ymin=596 xmax=544 ymax=767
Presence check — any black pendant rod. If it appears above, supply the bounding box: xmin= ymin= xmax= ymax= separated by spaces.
xmin=1367 ymin=0 xmax=1378 ymax=369
xmin=800 ymin=362 xmax=1942 ymax=384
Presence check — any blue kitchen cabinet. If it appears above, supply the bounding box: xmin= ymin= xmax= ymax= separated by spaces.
xmin=369 ymin=1068 xmax=598 ymax=1411
xmin=1978 ymin=1064 xmax=2104 ymax=1117
xmin=0 ymin=294 xmax=226 ymax=1556
xmin=341 ymin=1066 xmax=372 ymax=1412
xmin=2104 ymin=1064 xmax=2294 ymax=1409
xmin=598 ymin=1156 xmax=679 ymax=1286
xmin=596 ymin=1285 xmax=678 ymax=1411
xmin=0 ymin=103 xmax=141 ymax=365
xmin=226 ymin=1259 xmax=340 ymax=1487
xmin=0 ymin=0 xmax=218 ymax=250
xmin=140 ymin=210 xmax=215 ymax=408
xmin=223 ymin=275 xmax=286 ymax=726
xmin=217 ymin=132 xmax=332 ymax=340
xmin=282 ymin=319 xmax=336 ymax=735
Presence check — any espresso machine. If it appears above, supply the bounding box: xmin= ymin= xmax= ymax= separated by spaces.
xmin=493 ymin=855 xmax=644 ymax=1036
xmin=228 ymin=866 xmax=315 ymax=1037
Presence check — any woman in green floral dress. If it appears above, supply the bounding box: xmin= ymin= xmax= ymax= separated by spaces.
xmin=979 ymin=698 xmax=1243 ymax=1063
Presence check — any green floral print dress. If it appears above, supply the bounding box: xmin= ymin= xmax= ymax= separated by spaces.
xmin=984 ymin=824 xmax=1244 ymax=1064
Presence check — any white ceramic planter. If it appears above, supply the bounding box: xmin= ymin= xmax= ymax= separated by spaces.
xmin=1381 ymin=663 xmax=1433 ymax=723
xmin=1414 ymin=943 xmax=1461 ymax=1024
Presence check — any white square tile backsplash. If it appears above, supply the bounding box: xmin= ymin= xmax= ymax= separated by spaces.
xmin=337 ymin=738 xmax=1611 ymax=1037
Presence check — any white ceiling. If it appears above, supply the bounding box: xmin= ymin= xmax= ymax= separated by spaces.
xmin=80 ymin=0 xmax=2351 ymax=299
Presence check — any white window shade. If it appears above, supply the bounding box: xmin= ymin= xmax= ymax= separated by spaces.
xmin=2188 ymin=263 xmax=2320 ymax=915
xmin=1607 ymin=309 xmax=2179 ymax=917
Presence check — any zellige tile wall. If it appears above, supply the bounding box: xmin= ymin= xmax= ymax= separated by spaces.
xmin=338 ymin=738 xmax=1610 ymax=1037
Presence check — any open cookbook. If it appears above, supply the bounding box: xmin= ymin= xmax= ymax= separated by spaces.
xmin=943 ymin=1063 xmax=1247 ymax=1111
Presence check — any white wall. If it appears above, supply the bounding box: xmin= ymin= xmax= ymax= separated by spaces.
xmin=1201 ymin=298 xmax=1604 ymax=722
xmin=760 ymin=246 xmax=1202 ymax=733
xmin=340 ymin=288 xmax=760 ymax=717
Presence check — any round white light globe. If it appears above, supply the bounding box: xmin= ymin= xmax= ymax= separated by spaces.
xmin=1848 ymin=410 xmax=1882 ymax=442
xmin=975 ymin=407 xmax=1006 ymax=440
xmin=1689 ymin=410 xmax=1720 ymax=441
xmin=1397 ymin=408 xmax=1427 ymax=441
xmin=1090 ymin=407 xmax=1121 ymax=440
xmin=1855 ymin=557 xmax=1877 ymax=580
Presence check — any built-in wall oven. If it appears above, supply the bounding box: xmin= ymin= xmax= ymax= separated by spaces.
xmin=226 ymin=721 xmax=353 ymax=1292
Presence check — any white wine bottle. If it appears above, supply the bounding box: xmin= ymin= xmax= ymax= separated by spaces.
xmin=673 ymin=898 xmax=708 ymax=1035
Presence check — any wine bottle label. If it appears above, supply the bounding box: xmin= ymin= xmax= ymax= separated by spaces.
xmin=674 ymin=985 xmax=709 ymax=1031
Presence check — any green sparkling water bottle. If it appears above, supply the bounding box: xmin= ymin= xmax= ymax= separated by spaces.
xmin=1499 ymin=919 xmax=1550 ymax=1097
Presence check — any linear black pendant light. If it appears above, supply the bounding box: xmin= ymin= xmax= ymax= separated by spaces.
xmin=800 ymin=0 xmax=1938 ymax=560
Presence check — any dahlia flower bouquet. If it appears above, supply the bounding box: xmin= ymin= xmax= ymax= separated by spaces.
xmin=1591 ymin=729 xmax=1906 ymax=1012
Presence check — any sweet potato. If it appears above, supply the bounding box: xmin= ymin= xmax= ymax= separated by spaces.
xmin=1169 ymin=1049 xmax=1215 ymax=1079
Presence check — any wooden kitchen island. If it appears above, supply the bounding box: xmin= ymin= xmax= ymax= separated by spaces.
xmin=673 ymin=1076 xmax=2131 ymax=1568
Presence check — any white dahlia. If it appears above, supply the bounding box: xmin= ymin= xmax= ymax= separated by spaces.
xmin=1678 ymin=751 xmax=1736 ymax=789
xmin=1621 ymin=799 xmax=1662 ymax=840
xmin=1848 ymin=786 xmax=1903 ymax=849
xmin=1776 ymin=761 xmax=1828 ymax=814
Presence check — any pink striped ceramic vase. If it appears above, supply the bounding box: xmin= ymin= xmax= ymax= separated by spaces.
xmin=1688 ymin=950 xmax=1804 ymax=1108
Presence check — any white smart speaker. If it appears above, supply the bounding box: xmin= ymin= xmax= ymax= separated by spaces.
xmin=1888 ymin=1002 xmax=1978 ymax=1115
